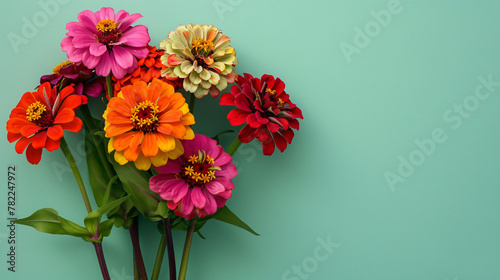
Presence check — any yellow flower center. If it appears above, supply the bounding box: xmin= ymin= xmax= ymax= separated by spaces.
xmin=95 ymin=19 xmax=122 ymax=45
xmin=266 ymin=88 xmax=276 ymax=95
xmin=96 ymin=19 xmax=117 ymax=33
xmin=26 ymin=101 xmax=47 ymax=121
xmin=52 ymin=61 xmax=73 ymax=74
xmin=191 ymin=38 xmax=214 ymax=57
xmin=130 ymin=100 xmax=159 ymax=132
xmin=181 ymin=150 xmax=219 ymax=185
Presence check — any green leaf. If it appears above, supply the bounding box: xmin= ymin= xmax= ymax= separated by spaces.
xmin=84 ymin=126 xmax=124 ymax=207
xmin=111 ymin=160 xmax=164 ymax=221
xmin=84 ymin=195 xmax=130 ymax=238
xmin=14 ymin=208 xmax=89 ymax=238
xmin=213 ymin=206 xmax=259 ymax=236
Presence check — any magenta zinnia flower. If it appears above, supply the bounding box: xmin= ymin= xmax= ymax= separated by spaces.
xmin=221 ymin=73 xmax=303 ymax=155
xmin=149 ymin=134 xmax=237 ymax=219
xmin=61 ymin=7 xmax=150 ymax=79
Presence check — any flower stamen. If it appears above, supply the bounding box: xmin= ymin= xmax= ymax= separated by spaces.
xmin=130 ymin=100 xmax=159 ymax=132
xmin=180 ymin=153 xmax=218 ymax=185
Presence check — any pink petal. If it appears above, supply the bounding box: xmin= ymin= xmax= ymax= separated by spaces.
xmin=112 ymin=46 xmax=134 ymax=69
xmin=191 ymin=187 xmax=206 ymax=209
xmin=149 ymin=174 xmax=176 ymax=192
xmin=202 ymin=189 xmax=217 ymax=215
xmin=95 ymin=51 xmax=111 ymax=77
xmin=72 ymin=34 xmax=98 ymax=48
xmin=154 ymin=158 xmax=182 ymax=174
xmin=89 ymin=43 xmax=107 ymax=56
xmin=180 ymin=189 xmax=194 ymax=215
xmin=205 ymin=181 xmax=225 ymax=195
xmin=82 ymin=51 xmax=101 ymax=70
xmin=121 ymin=25 xmax=150 ymax=47
xmin=96 ymin=7 xmax=115 ymax=21
xmin=115 ymin=10 xmax=130 ymax=22
xmin=66 ymin=22 xmax=94 ymax=37
xmin=77 ymin=10 xmax=98 ymax=31
xmin=117 ymin=13 xmax=142 ymax=31
xmin=109 ymin=54 xmax=127 ymax=79
xmin=215 ymin=163 xmax=238 ymax=179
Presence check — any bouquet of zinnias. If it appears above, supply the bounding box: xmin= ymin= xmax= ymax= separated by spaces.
xmin=6 ymin=7 xmax=302 ymax=280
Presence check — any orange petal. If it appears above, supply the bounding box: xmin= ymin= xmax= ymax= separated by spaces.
xmin=157 ymin=123 xmax=173 ymax=135
xmin=141 ymin=133 xmax=158 ymax=157
xmin=59 ymin=118 xmax=83 ymax=133
xmin=124 ymin=145 xmax=141 ymax=162
xmin=106 ymin=110 xmax=132 ymax=125
xmin=30 ymin=131 xmax=47 ymax=149
xmin=105 ymin=123 xmax=134 ymax=137
xmin=159 ymin=109 xmax=183 ymax=123
xmin=47 ymin=125 xmax=63 ymax=140
xmin=20 ymin=124 xmax=41 ymax=137
xmin=113 ymin=131 xmax=136 ymax=152
xmin=130 ymin=131 xmax=144 ymax=150
xmin=156 ymin=133 xmax=176 ymax=153
xmin=108 ymin=97 xmax=133 ymax=117
xmin=15 ymin=137 xmax=31 ymax=154
xmin=54 ymin=108 xmax=75 ymax=124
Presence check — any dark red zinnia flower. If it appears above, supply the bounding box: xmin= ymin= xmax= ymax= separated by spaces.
xmin=40 ymin=61 xmax=104 ymax=97
xmin=220 ymin=73 xmax=303 ymax=155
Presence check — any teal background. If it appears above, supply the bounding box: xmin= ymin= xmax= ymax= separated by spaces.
xmin=1 ymin=0 xmax=500 ymax=279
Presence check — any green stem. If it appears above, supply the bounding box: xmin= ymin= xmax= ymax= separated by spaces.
xmin=59 ymin=137 xmax=92 ymax=213
xmin=79 ymin=105 xmax=115 ymax=179
xmin=189 ymin=92 xmax=196 ymax=114
xmin=227 ymin=137 xmax=243 ymax=156
xmin=106 ymin=74 xmax=113 ymax=100
xmin=178 ymin=221 xmax=196 ymax=280
xmin=151 ymin=235 xmax=166 ymax=280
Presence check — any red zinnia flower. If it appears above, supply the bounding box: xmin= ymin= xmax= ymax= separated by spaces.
xmin=6 ymin=82 xmax=86 ymax=164
xmin=220 ymin=73 xmax=303 ymax=155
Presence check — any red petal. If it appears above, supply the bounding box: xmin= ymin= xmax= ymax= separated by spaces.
xmin=26 ymin=144 xmax=43 ymax=164
xmin=273 ymin=132 xmax=287 ymax=153
xmin=256 ymin=127 xmax=270 ymax=142
xmin=280 ymin=129 xmax=295 ymax=144
xmin=237 ymin=125 xmax=256 ymax=143
xmin=45 ymin=138 xmax=60 ymax=152
xmin=15 ymin=137 xmax=31 ymax=154
xmin=59 ymin=118 xmax=83 ymax=133
xmin=274 ymin=78 xmax=286 ymax=94
xmin=288 ymin=119 xmax=300 ymax=130
xmin=262 ymin=138 xmax=275 ymax=156
xmin=20 ymin=124 xmax=41 ymax=137
xmin=261 ymin=74 xmax=275 ymax=89
xmin=234 ymin=93 xmax=252 ymax=111
xmin=54 ymin=108 xmax=75 ymax=124
xmin=30 ymin=131 xmax=47 ymax=149
xmin=220 ymin=92 xmax=235 ymax=105
xmin=47 ymin=125 xmax=63 ymax=140
xmin=227 ymin=109 xmax=249 ymax=126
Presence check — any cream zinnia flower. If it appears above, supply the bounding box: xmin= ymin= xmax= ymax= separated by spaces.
xmin=159 ymin=24 xmax=238 ymax=98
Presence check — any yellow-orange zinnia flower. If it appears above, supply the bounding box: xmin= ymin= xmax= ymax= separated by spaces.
xmin=104 ymin=78 xmax=195 ymax=170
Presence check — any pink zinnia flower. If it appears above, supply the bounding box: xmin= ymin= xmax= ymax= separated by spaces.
xmin=149 ymin=134 xmax=237 ymax=219
xmin=61 ymin=7 xmax=150 ymax=79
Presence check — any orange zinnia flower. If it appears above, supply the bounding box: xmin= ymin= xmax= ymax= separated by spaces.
xmin=6 ymin=82 xmax=85 ymax=164
xmin=112 ymin=46 xmax=182 ymax=96
xmin=104 ymin=78 xmax=195 ymax=170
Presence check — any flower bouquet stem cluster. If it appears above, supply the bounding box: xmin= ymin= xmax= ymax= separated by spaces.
xmin=6 ymin=7 xmax=302 ymax=279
